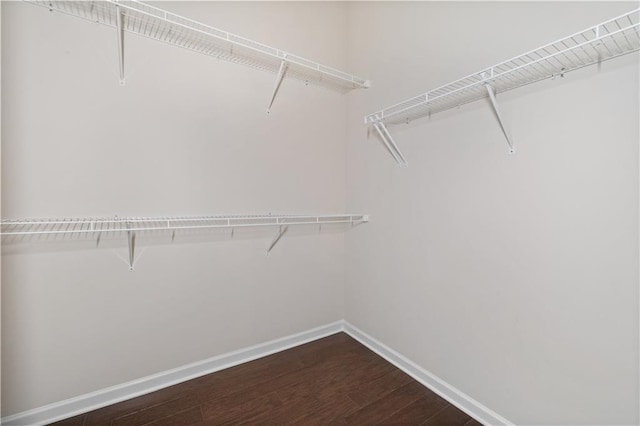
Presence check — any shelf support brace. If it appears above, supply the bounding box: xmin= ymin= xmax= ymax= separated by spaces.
xmin=267 ymin=58 xmax=288 ymax=114
xmin=484 ymin=84 xmax=514 ymax=153
xmin=266 ymin=225 xmax=288 ymax=255
xmin=127 ymin=224 xmax=136 ymax=271
xmin=115 ymin=5 xmax=125 ymax=85
xmin=372 ymin=119 xmax=408 ymax=167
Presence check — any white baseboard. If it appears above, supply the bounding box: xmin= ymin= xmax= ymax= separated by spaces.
xmin=3 ymin=320 xmax=510 ymax=426
xmin=1 ymin=321 xmax=344 ymax=426
xmin=342 ymin=321 xmax=513 ymax=426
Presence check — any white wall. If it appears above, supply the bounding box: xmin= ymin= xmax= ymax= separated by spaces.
xmin=3 ymin=1 xmax=639 ymax=424
xmin=1 ymin=1 xmax=349 ymax=416
xmin=345 ymin=2 xmax=639 ymax=425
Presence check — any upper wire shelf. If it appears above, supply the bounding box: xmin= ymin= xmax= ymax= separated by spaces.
xmin=26 ymin=0 xmax=370 ymax=93
xmin=366 ymin=8 xmax=640 ymax=126
xmin=0 ymin=214 xmax=368 ymax=237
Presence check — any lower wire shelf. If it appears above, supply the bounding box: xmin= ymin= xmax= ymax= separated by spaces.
xmin=1 ymin=214 xmax=369 ymax=270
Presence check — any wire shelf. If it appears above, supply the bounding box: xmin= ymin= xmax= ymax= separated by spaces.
xmin=0 ymin=214 xmax=369 ymax=237
xmin=27 ymin=0 xmax=370 ymax=93
xmin=366 ymin=8 xmax=640 ymax=125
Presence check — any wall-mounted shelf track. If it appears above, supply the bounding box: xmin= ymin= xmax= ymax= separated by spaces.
xmin=26 ymin=0 xmax=370 ymax=110
xmin=365 ymin=8 xmax=640 ymax=166
xmin=1 ymin=214 xmax=369 ymax=270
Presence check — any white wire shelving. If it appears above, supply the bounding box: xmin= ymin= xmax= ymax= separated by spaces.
xmin=26 ymin=0 xmax=370 ymax=112
xmin=1 ymin=214 xmax=369 ymax=270
xmin=366 ymin=8 xmax=640 ymax=166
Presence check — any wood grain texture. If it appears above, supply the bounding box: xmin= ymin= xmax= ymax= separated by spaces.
xmin=379 ymin=393 xmax=449 ymax=424
xmin=49 ymin=333 xmax=477 ymax=425
xmin=422 ymin=404 xmax=476 ymax=425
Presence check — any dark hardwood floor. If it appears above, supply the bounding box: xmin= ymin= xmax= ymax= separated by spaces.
xmin=50 ymin=333 xmax=481 ymax=425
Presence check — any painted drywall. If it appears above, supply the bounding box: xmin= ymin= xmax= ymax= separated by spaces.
xmin=345 ymin=2 xmax=639 ymax=425
xmin=3 ymin=1 xmax=639 ymax=423
xmin=1 ymin=1 xmax=350 ymax=416
xmin=0 ymin=2 xmax=3 ymax=415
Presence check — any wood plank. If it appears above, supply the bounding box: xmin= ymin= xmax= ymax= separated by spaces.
xmin=49 ymin=413 xmax=86 ymax=426
xmin=112 ymin=394 xmax=200 ymax=426
xmin=145 ymin=407 xmax=203 ymax=426
xmin=421 ymin=404 xmax=474 ymax=426
xmin=379 ymin=393 xmax=449 ymax=424
xmin=83 ymin=387 xmax=196 ymax=426
xmin=188 ymin=333 xmax=353 ymax=405
xmin=274 ymin=346 xmax=395 ymax=403
xmin=239 ymin=395 xmax=321 ymax=423
xmin=344 ymin=381 xmax=431 ymax=424
xmin=284 ymin=394 xmax=361 ymax=424
xmin=296 ymin=334 xmax=368 ymax=367
xmin=347 ymin=368 xmax=414 ymax=407
xmin=184 ymin=353 xmax=305 ymax=406
xmin=311 ymin=355 xmax=399 ymax=402
xmin=199 ymin=391 xmax=282 ymax=424
xmin=239 ymin=344 xmax=372 ymax=400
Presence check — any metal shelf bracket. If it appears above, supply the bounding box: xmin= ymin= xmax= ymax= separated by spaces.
xmin=115 ymin=4 xmax=125 ymax=85
xmin=127 ymin=223 xmax=136 ymax=270
xmin=484 ymin=83 xmax=515 ymax=153
xmin=372 ymin=116 xmax=408 ymax=167
xmin=267 ymin=58 xmax=289 ymax=114
xmin=266 ymin=225 xmax=288 ymax=255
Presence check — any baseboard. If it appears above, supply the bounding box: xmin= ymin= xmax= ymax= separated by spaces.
xmin=1 ymin=321 xmax=344 ymax=426
xmin=3 ymin=320 xmax=510 ymax=426
xmin=342 ymin=321 xmax=513 ymax=426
